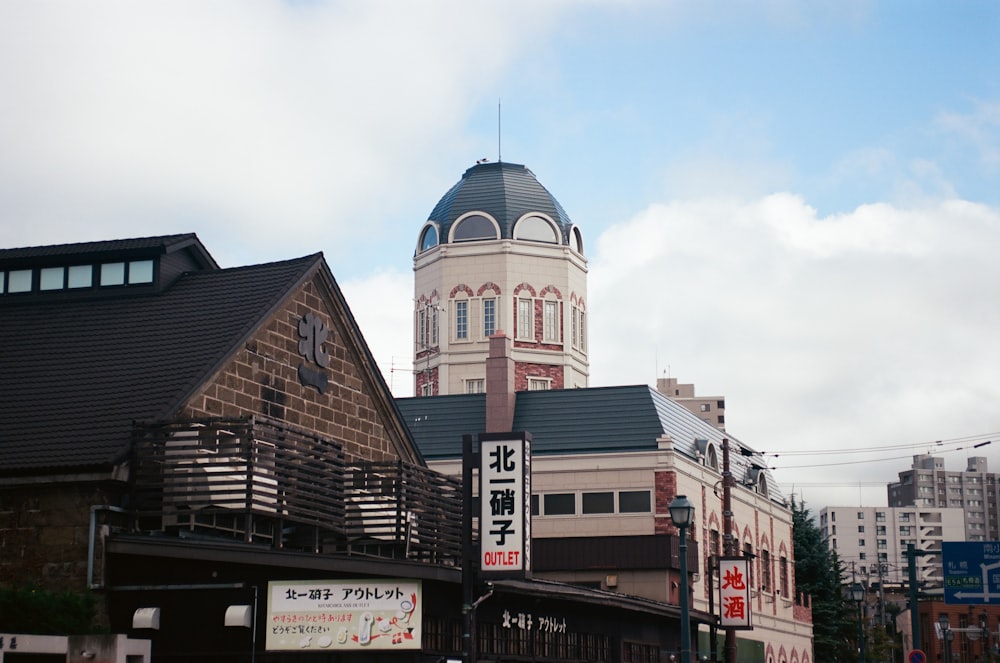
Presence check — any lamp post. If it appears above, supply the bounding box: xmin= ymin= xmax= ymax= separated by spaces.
xmin=850 ymin=582 xmax=865 ymax=663
xmin=669 ymin=495 xmax=695 ymax=663
xmin=940 ymin=613 xmax=953 ymax=663
xmin=981 ymin=611 xmax=990 ymax=663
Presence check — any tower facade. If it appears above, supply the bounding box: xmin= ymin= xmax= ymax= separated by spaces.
xmin=413 ymin=161 xmax=588 ymax=395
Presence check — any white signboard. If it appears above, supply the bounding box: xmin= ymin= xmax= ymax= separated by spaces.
xmin=480 ymin=436 xmax=530 ymax=573
xmin=719 ymin=557 xmax=753 ymax=629
xmin=266 ymin=579 xmax=421 ymax=651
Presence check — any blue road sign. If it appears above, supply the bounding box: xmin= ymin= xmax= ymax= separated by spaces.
xmin=943 ymin=541 xmax=1000 ymax=604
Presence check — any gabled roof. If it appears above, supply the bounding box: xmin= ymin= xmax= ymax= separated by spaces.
xmin=0 ymin=247 xmax=321 ymax=474
xmin=396 ymin=384 xmax=785 ymax=503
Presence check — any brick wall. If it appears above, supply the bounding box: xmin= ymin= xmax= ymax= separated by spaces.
xmin=181 ymin=278 xmax=401 ymax=462
xmin=654 ymin=470 xmax=678 ymax=535
xmin=514 ymin=362 xmax=564 ymax=391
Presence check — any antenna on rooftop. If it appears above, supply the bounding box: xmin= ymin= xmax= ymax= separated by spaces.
xmin=498 ymin=98 xmax=502 ymax=162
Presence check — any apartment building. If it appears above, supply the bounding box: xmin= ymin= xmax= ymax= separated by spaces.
xmin=819 ymin=505 xmax=965 ymax=587
xmin=888 ymin=454 xmax=999 ymax=541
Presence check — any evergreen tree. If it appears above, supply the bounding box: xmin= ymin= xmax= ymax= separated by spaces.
xmin=792 ymin=499 xmax=859 ymax=661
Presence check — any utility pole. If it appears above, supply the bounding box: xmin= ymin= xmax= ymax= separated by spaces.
xmin=907 ymin=543 xmax=932 ymax=653
xmin=722 ymin=438 xmax=737 ymax=663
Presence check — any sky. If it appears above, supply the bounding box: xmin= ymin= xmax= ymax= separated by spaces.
xmin=3 ymin=1 xmax=999 ymax=512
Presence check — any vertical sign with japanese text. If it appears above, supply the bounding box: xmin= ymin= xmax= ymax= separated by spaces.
xmin=718 ymin=557 xmax=753 ymax=629
xmin=479 ymin=433 xmax=531 ymax=575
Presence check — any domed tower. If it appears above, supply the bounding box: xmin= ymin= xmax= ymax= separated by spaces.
xmin=413 ymin=161 xmax=588 ymax=396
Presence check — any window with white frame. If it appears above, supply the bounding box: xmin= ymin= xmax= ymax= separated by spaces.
xmin=418 ymin=309 xmax=428 ymax=348
xmin=466 ymin=379 xmax=485 ymax=394
xmin=455 ymin=300 xmax=468 ymax=340
xmin=527 ymin=377 xmax=551 ymax=391
xmin=517 ymin=298 xmax=534 ymax=340
xmin=483 ymin=297 xmax=497 ymax=338
xmin=431 ymin=306 xmax=439 ymax=345
xmin=542 ymin=300 xmax=560 ymax=342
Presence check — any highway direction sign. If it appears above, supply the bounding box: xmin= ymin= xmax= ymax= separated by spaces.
xmin=943 ymin=541 xmax=1000 ymax=604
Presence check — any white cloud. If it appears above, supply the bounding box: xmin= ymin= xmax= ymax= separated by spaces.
xmin=0 ymin=1 xmax=568 ymax=262
xmin=339 ymin=267 xmax=415 ymax=398
xmin=589 ymin=194 xmax=1000 ymax=506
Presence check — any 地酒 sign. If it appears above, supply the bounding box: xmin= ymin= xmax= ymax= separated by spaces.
xmin=943 ymin=541 xmax=1000 ymax=604
xmin=718 ymin=557 xmax=753 ymax=629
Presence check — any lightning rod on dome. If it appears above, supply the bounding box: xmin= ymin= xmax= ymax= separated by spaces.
xmin=498 ymin=98 xmax=502 ymax=162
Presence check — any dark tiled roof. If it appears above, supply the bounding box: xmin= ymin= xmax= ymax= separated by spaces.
xmin=428 ymin=162 xmax=574 ymax=243
xmin=0 ymin=253 xmax=321 ymax=474
xmin=396 ymin=385 xmax=785 ymax=502
xmin=0 ymin=233 xmax=217 ymax=269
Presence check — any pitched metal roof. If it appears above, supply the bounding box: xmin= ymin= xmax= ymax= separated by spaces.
xmin=0 ymin=242 xmax=322 ymax=474
xmin=427 ymin=161 xmax=574 ymax=243
xmin=396 ymin=384 xmax=785 ymax=503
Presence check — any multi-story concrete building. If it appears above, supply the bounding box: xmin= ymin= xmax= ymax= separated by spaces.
xmin=888 ymin=454 xmax=999 ymax=541
xmin=818 ymin=505 xmax=965 ymax=587
xmin=656 ymin=377 xmax=727 ymax=431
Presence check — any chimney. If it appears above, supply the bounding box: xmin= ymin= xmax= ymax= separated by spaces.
xmin=486 ymin=332 xmax=516 ymax=433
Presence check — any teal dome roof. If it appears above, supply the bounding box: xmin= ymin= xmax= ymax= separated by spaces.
xmin=424 ymin=161 xmax=575 ymax=246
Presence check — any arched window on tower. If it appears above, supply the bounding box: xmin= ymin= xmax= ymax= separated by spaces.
xmin=418 ymin=224 xmax=439 ymax=252
xmin=571 ymin=226 xmax=584 ymax=254
xmin=451 ymin=214 xmax=498 ymax=242
xmin=513 ymin=215 xmax=559 ymax=243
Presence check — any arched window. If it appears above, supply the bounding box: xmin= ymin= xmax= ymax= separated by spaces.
xmin=419 ymin=224 xmax=439 ymax=252
xmin=452 ymin=214 xmax=497 ymax=242
xmin=513 ymin=215 xmax=558 ymax=243
xmin=571 ymin=226 xmax=584 ymax=254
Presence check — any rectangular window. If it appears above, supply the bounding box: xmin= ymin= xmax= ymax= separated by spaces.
xmin=418 ymin=309 xmax=428 ymax=348
xmin=582 ymin=492 xmax=614 ymax=514
xmin=8 ymin=269 xmax=32 ymax=293
xmin=619 ymin=491 xmax=651 ymax=513
xmin=858 ymin=525 xmax=865 ymax=533
xmin=543 ymin=300 xmax=560 ymax=342
xmin=780 ymin=557 xmax=789 ymax=596
xmin=700 ymin=403 xmax=711 ymax=412
xmin=101 ymin=262 xmax=125 ymax=286
xmin=455 ymin=300 xmax=468 ymax=339
xmin=128 ymin=259 xmax=154 ymax=284
xmin=483 ymin=298 xmax=496 ymax=337
xmin=68 ymin=265 xmax=92 ymax=289
xmin=876 ymin=511 xmax=886 ymax=522
xmin=527 ymin=378 xmax=550 ymax=391
xmin=543 ymin=493 xmax=575 ymax=515
xmin=466 ymin=379 xmax=484 ymax=394
xmin=761 ymin=550 xmax=772 ymax=591
xmin=431 ymin=307 xmax=439 ymax=345
xmin=40 ymin=266 xmax=65 ymax=290
xmin=858 ymin=511 xmax=865 ymax=519
xmin=577 ymin=308 xmax=586 ymax=350
xmin=517 ymin=298 xmax=533 ymax=340
xmin=571 ymin=305 xmax=578 ymax=347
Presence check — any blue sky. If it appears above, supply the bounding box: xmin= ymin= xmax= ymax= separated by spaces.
xmin=2 ymin=1 xmax=999 ymax=509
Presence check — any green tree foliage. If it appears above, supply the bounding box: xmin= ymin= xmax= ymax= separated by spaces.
xmin=0 ymin=585 xmax=98 ymax=634
xmin=792 ymin=499 xmax=859 ymax=661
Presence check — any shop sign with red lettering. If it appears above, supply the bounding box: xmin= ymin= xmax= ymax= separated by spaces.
xmin=718 ymin=557 xmax=753 ymax=629
xmin=480 ymin=434 xmax=531 ymax=575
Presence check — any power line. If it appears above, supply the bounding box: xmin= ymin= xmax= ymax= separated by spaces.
xmin=760 ymin=432 xmax=998 ymax=457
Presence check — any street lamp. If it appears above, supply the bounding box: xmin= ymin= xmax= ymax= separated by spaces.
xmin=939 ymin=613 xmax=953 ymax=663
xmin=850 ymin=582 xmax=865 ymax=663
xmin=981 ymin=611 xmax=990 ymax=663
xmin=669 ymin=495 xmax=695 ymax=663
